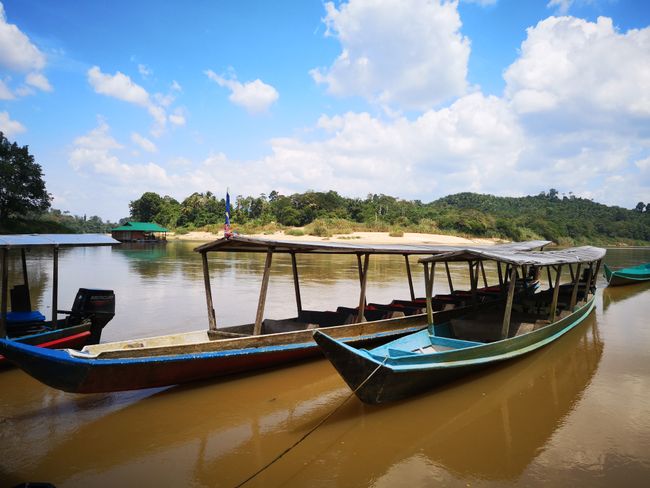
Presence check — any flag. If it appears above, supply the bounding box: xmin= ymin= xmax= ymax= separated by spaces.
xmin=224 ymin=190 xmax=233 ymax=238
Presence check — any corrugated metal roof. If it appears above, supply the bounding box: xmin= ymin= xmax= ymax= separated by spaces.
xmin=111 ymin=222 xmax=169 ymax=232
xmin=194 ymin=235 xmax=550 ymax=256
xmin=419 ymin=246 xmax=606 ymax=266
xmin=0 ymin=234 xmax=120 ymax=248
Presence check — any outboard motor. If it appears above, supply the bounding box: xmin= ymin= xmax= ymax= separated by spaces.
xmin=68 ymin=288 xmax=116 ymax=344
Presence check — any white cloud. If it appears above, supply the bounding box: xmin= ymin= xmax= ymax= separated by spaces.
xmin=310 ymin=0 xmax=470 ymax=111
xmin=25 ymin=71 xmax=52 ymax=92
xmin=0 ymin=78 xmax=14 ymax=99
xmin=69 ymin=120 xmax=170 ymax=186
xmin=505 ymin=16 xmax=650 ymax=119
xmin=169 ymin=108 xmax=186 ymax=126
xmin=205 ymin=69 xmax=279 ymax=114
xmin=171 ymin=80 xmax=182 ymax=92
xmin=138 ymin=63 xmax=152 ymax=78
xmin=131 ymin=132 xmax=157 ymax=153
xmin=0 ymin=110 xmax=25 ymax=137
xmin=0 ymin=4 xmax=51 ymax=95
xmin=87 ymin=66 xmax=150 ymax=106
xmin=547 ymin=0 xmax=574 ymax=14
xmin=87 ymin=66 xmax=177 ymax=137
xmin=0 ymin=3 xmax=45 ymax=72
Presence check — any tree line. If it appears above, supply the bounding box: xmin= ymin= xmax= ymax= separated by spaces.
xmin=129 ymin=188 xmax=650 ymax=245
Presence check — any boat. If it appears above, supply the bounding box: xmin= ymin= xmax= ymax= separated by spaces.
xmin=603 ymin=262 xmax=650 ymax=286
xmin=0 ymin=234 xmax=118 ymax=365
xmin=313 ymin=245 xmax=605 ymax=404
xmin=0 ymin=236 xmax=549 ymax=392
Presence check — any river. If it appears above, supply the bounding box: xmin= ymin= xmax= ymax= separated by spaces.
xmin=1 ymin=242 xmax=649 ymax=487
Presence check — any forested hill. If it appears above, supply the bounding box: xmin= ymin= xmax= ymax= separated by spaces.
xmin=126 ymin=189 xmax=650 ymax=246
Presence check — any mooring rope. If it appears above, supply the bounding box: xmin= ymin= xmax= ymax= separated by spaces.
xmin=234 ymin=357 xmax=388 ymax=488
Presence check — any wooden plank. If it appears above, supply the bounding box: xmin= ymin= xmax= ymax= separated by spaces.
xmin=52 ymin=245 xmax=58 ymax=324
xmin=201 ymin=251 xmax=217 ymax=332
xmin=424 ymin=262 xmax=433 ymax=324
xmin=1 ymin=248 xmax=7 ymax=338
xmin=501 ymin=266 xmax=518 ymax=339
xmin=549 ymin=265 xmax=562 ymax=322
xmin=479 ymin=261 xmax=488 ymax=288
xmin=253 ymin=250 xmax=274 ymax=335
xmin=356 ymin=253 xmax=370 ymax=323
xmin=404 ymin=254 xmax=415 ymax=301
xmin=445 ymin=261 xmax=454 ymax=293
xmin=291 ymin=252 xmax=302 ymax=314
xmin=569 ymin=263 xmax=582 ymax=311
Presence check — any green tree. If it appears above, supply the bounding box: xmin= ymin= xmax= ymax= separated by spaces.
xmin=129 ymin=192 xmax=164 ymax=222
xmin=0 ymin=132 xmax=50 ymax=221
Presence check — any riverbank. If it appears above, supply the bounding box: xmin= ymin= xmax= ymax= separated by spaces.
xmin=168 ymin=230 xmax=505 ymax=246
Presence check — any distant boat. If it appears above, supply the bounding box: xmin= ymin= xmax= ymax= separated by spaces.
xmin=603 ymin=262 xmax=650 ymax=286
xmin=110 ymin=222 xmax=168 ymax=243
xmin=0 ymin=236 xmax=549 ymax=392
xmin=314 ymin=245 xmax=606 ymax=404
xmin=0 ymin=234 xmax=118 ymax=365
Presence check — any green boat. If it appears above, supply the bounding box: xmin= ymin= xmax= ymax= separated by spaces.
xmin=603 ymin=262 xmax=650 ymax=286
xmin=314 ymin=245 xmax=606 ymax=404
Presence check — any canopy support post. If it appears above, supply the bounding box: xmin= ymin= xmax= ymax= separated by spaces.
xmin=404 ymin=254 xmax=415 ymax=301
xmin=548 ymin=265 xmax=562 ymax=322
xmin=356 ymin=253 xmax=370 ymax=323
xmin=1 ymin=248 xmax=8 ymax=338
xmin=480 ymin=261 xmax=488 ymax=288
xmin=20 ymin=248 xmax=31 ymax=310
xmin=51 ymin=245 xmax=58 ymax=325
xmin=254 ymin=249 xmax=274 ymax=335
xmin=497 ymin=262 xmax=503 ymax=290
xmin=569 ymin=263 xmax=582 ymax=311
xmin=424 ymin=262 xmax=435 ymax=324
xmin=501 ymin=266 xmax=518 ymax=339
xmin=445 ymin=261 xmax=454 ymax=293
xmin=291 ymin=252 xmax=302 ymax=314
xmin=590 ymin=260 xmax=602 ymax=294
xmin=201 ymin=251 xmax=217 ymax=333
xmin=546 ymin=266 xmax=553 ymax=290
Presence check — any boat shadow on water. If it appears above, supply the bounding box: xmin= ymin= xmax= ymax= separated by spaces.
xmin=2 ymin=314 xmax=603 ymax=487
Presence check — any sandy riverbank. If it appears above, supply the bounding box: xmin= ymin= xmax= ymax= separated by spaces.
xmin=168 ymin=230 xmax=505 ymax=246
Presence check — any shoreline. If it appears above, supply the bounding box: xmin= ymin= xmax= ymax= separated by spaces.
xmin=168 ymin=230 xmax=506 ymax=246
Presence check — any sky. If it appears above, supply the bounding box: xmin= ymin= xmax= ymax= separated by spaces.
xmin=0 ymin=0 xmax=649 ymax=222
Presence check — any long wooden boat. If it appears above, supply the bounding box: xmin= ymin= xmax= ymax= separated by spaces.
xmin=313 ymin=245 xmax=606 ymax=404
xmin=0 ymin=236 xmax=549 ymax=392
xmin=603 ymin=262 xmax=650 ymax=286
xmin=0 ymin=234 xmax=118 ymax=365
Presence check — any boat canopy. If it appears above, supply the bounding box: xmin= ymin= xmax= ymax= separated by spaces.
xmin=194 ymin=235 xmax=551 ymax=255
xmin=0 ymin=234 xmax=119 ymax=248
xmin=418 ymin=245 xmax=606 ymax=266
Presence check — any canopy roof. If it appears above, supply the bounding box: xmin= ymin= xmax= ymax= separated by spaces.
xmin=194 ymin=235 xmax=550 ymax=256
xmin=0 ymin=234 xmax=119 ymax=248
xmin=111 ymin=222 xmax=168 ymax=232
xmin=419 ymin=245 xmax=606 ymax=266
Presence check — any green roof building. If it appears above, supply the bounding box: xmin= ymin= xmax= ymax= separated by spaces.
xmin=111 ymin=222 xmax=169 ymax=242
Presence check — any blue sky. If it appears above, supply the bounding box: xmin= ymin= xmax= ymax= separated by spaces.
xmin=1 ymin=0 xmax=649 ymax=221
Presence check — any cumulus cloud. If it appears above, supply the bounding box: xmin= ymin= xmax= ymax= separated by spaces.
xmin=310 ymin=0 xmax=470 ymax=111
xmin=0 ymin=78 xmax=14 ymax=99
xmin=69 ymin=120 xmax=170 ymax=185
xmin=205 ymin=69 xmax=279 ymax=114
xmin=131 ymin=132 xmax=157 ymax=153
xmin=0 ymin=3 xmax=51 ymax=94
xmin=547 ymin=0 xmax=574 ymax=15
xmin=169 ymin=108 xmax=186 ymax=126
xmin=505 ymin=16 xmax=650 ymax=119
xmin=0 ymin=110 xmax=25 ymax=137
xmin=87 ymin=66 xmax=185 ymax=137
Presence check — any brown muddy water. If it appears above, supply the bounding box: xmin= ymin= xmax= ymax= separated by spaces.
xmin=0 ymin=242 xmax=649 ymax=487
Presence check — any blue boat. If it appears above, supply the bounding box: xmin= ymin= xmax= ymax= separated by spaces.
xmin=0 ymin=234 xmax=118 ymax=365
xmin=603 ymin=262 xmax=650 ymax=286
xmin=314 ymin=246 xmax=606 ymax=404
xmin=0 ymin=236 xmax=549 ymax=392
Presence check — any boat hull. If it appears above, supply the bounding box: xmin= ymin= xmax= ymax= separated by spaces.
xmin=604 ymin=263 xmax=650 ymax=286
xmin=313 ymin=296 xmax=596 ymax=404
xmin=0 ymin=319 xmax=427 ymax=393
xmin=0 ymin=322 xmax=94 ymax=366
